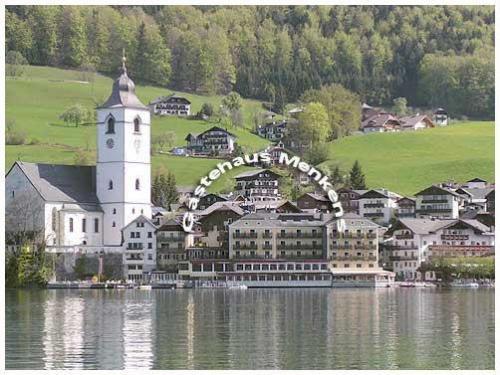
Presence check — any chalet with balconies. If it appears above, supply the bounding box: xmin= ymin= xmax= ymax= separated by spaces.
xmin=234 ymin=169 xmax=281 ymax=202
xmin=396 ymin=197 xmax=416 ymax=218
xmin=149 ymin=94 xmax=191 ymax=116
xmin=185 ymin=126 xmax=236 ymax=156
xmin=384 ymin=218 xmax=494 ymax=280
xmin=337 ymin=187 xmax=368 ymax=214
xmin=257 ymin=121 xmax=287 ymax=142
xmin=156 ymin=219 xmax=190 ymax=272
xmin=463 ymin=177 xmax=488 ymax=189
xmin=358 ymin=189 xmax=401 ymax=225
xmin=415 ymin=185 xmax=460 ymax=219
xmin=296 ymin=192 xmax=331 ymax=212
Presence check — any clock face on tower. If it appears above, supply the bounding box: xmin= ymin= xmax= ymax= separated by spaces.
xmin=106 ymin=138 xmax=114 ymax=149
xmin=134 ymin=139 xmax=141 ymax=153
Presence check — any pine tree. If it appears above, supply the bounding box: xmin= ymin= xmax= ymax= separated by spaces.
xmin=331 ymin=166 xmax=344 ymax=187
xmin=349 ymin=160 xmax=367 ymax=189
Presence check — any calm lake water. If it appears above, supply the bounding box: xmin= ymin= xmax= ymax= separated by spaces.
xmin=5 ymin=288 xmax=494 ymax=370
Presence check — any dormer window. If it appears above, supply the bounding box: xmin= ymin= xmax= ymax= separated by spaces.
xmin=106 ymin=117 xmax=115 ymax=134
xmin=134 ymin=117 xmax=140 ymax=133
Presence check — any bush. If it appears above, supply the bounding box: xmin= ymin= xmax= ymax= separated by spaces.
xmin=304 ymin=142 xmax=330 ymax=165
xmin=199 ymin=102 xmax=214 ymax=117
xmin=74 ymin=150 xmax=91 ymax=165
xmin=6 ymin=130 xmax=27 ymax=145
xmin=29 ymin=138 xmax=41 ymax=145
xmin=6 ymin=50 xmax=28 ymax=77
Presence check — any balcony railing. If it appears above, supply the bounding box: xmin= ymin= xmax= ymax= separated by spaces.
xmin=421 ymin=199 xmax=449 ymax=203
xmin=363 ymin=203 xmax=385 ymax=208
xmin=364 ymin=212 xmax=384 ymax=218
xmin=262 ymin=232 xmax=272 ymax=239
xmin=389 ymin=255 xmax=418 ymax=261
xmin=233 ymin=245 xmax=258 ymax=250
xmin=233 ymin=232 xmax=258 ymax=239
xmin=126 ymin=244 xmax=143 ymax=250
xmin=158 ymin=236 xmax=185 ymax=242
xmin=395 ymin=234 xmax=414 ymax=239
xmin=416 ymin=208 xmax=452 ymax=213
xmin=441 ymin=234 xmax=469 ymax=241
xmin=277 ymin=245 xmax=322 ymax=250
xmin=278 ymin=232 xmax=322 ymax=239
xmin=330 ymin=255 xmax=377 ymax=261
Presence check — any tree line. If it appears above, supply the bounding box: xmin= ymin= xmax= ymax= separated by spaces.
xmin=6 ymin=5 xmax=494 ymax=118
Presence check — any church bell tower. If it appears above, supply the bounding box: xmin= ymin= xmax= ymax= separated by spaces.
xmin=96 ymin=55 xmax=152 ymax=246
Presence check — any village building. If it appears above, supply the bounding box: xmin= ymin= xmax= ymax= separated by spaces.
xmin=358 ymin=189 xmax=401 ymax=225
xmin=361 ymin=113 xmax=401 ymax=133
xmin=185 ymin=126 xmax=236 ymax=156
xmin=122 ymin=215 xmax=157 ymax=281
xmin=296 ymin=193 xmax=331 ymax=212
xmin=399 ymin=114 xmax=435 ymax=131
xmin=234 ymin=169 xmax=281 ymax=201
xmin=414 ymin=185 xmax=461 ymax=219
xmin=337 ymin=188 xmax=368 ymax=214
xmin=257 ymin=121 xmax=287 ymax=142
xmin=463 ymin=177 xmax=489 ymax=189
xmin=385 ymin=218 xmax=494 ymax=280
xmin=196 ymin=193 xmax=228 ymax=211
xmin=156 ymin=219 xmax=190 ymax=272
xmin=253 ymin=200 xmax=302 ymax=213
xmin=396 ymin=197 xmax=416 ymax=218
xmin=433 ymin=108 xmax=449 ymax=126
xmin=455 ymin=186 xmax=494 ymax=212
xmin=149 ymin=94 xmax=191 ymax=116
xmin=486 ymin=189 xmax=495 ymax=214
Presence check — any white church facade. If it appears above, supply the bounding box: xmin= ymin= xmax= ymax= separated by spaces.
xmin=5 ymin=58 xmax=156 ymax=280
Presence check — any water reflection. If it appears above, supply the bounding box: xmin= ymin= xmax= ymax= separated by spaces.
xmin=5 ymin=288 xmax=494 ymax=370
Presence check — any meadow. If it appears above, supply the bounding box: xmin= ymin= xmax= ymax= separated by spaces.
xmin=320 ymin=121 xmax=494 ymax=196
xmin=6 ymin=66 xmax=495 ymax=196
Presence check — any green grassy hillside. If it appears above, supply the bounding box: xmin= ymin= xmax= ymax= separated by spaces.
xmin=320 ymin=121 xmax=494 ymax=196
xmin=6 ymin=66 xmax=269 ymax=191
xmin=6 ymin=66 xmax=494 ymax=196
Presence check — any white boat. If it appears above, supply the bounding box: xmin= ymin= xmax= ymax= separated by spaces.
xmin=139 ymin=285 xmax=152 ymax=290
xmin=228 ymin=284 xmax=248 ymax=290
xmin=451 ymin=282 xmax=479 ymax=288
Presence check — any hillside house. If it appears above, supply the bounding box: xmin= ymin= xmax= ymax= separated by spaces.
xmin=358 ymin=189 xmax=401 ymax=225
xmin=257 ymin=121 xmax=287 ymax=142
xmin=415 ymin=185 xmax=461 ymax=219
xmin=337 ymin=188 xmax=368 ymax=214
xmin=297 ymin=193 xmax=331 ymax=212
xmin=234 ymin=169 xmax=281 ymax=202
xmin=149 ymin=95 xmax=191 ymax=116
xmin=433 ymin=108 xmax=448 ymax=126
xmin=400 ymin=114 xmax=435 ymax=131
xmin=396 ymin=197 xmax=416 ymax=218
xmin=361 ymin=113 xmax=401 ymax=133
xmin=185 ymin=126 xmax=236 ymax=156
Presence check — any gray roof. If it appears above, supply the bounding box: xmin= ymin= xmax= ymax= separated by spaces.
xmin=394 ymin=218 xmax=452 ymax=235
xmin=340 ymin=213 xmax=379 ymax=228
xmin=457 ymin=188 xmax=494 ymax=200
xmin=235 ymin=168 xmax=279 ymax=179
xmin=13 ymin=161 xmax=98 ymax=204
xmin=197 ymin=202 xmax=245 ymax=217
xmin=98 ymin=62 xmax=148 ymax=110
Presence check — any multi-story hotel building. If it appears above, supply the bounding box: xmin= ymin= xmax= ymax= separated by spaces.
xmin=414 ymin=185 xmax=461 ymax=219
xmin=358 ymin=189 xmax=401 ymax=225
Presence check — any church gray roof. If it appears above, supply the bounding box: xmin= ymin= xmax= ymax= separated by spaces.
xmin=98 ymin=58 xmax=148 ymax=110
xmin=13 ymin=161 xmax=99 ymax=204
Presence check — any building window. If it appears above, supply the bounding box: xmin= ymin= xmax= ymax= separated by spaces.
xmin=148 ymin=232 xmax=152 ymax=238
xmin=113 ymin=208 xmax=116 ymax=214
xmin=106 ymin=117 xmax=115 ymax=134
xmin=82 ymin=218 xmax=86 ymax=233
xmin=135 ymin=179 xmax=140 ymax=190
xmin=112 ymin=222 xmax=116 ymax=227
xmin=69 ymin=218 xmax=74 ymax=232
xmin=94 ymin=218 xmax=99 ymax=233
xmin=108 ymin=180 xmax=113 ymax=190
xmin=51 ymin=208 xmax=57 ymax=231
xmin=148 ymin=243 xmax=152 ymax=249
xmin=134 ymin=117 xmax=140 ymax=133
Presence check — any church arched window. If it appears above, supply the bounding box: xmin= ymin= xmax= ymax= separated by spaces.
xmin=135 ymin=179 xmax=140 ymax=190
xmin=106 ymin=117 xmax=115 ymax=134
xmin=134 ymin=117 xmax=140 ymax=133
xmin=108 ymin=180 xmax=113 ymax=190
